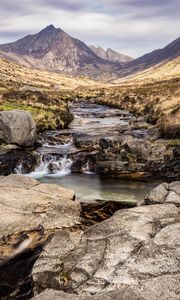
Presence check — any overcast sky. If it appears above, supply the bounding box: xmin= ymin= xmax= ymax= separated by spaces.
xmin=0 ymin=0 xmax=179 ymax=58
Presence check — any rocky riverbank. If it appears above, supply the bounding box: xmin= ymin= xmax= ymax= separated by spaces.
xmin=35 ymin=102 xmax=180 ymax=180
xmin=0 ymin=101 xmax=179 ymax=180
xmin=0 ymin=175 xmax=179 ymax=299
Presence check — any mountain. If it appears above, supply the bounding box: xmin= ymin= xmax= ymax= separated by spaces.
xmin=0 ymin=25 xmax=120 ymax=79
xmin=0 ymin=25 xmax=179 ymax=80
xmin=117 ymin=36 xmax=180 ymax=77
xmin=114 ymin=56 xmax=180 ymax=84
xmin=90 ymin=46 xmax=133 ymax=63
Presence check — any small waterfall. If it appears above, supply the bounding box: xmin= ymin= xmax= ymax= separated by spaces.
xmin=15 ymin=163 xmax=23 ymax=174
xmin=16 ymin=155 xmax=73 ymax=179
xmin=82 ymin=161 xmax=94 ymax=175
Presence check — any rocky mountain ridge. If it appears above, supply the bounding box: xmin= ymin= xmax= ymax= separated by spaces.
xmin=90 ymin=45 xmax=133 ymax=63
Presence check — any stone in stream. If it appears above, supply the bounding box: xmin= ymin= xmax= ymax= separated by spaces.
xmin=0 ymin=110 xmax=36 ymax=147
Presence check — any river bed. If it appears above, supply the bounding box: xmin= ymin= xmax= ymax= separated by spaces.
xmin=17 ymin=102 xmax=162 ymax=203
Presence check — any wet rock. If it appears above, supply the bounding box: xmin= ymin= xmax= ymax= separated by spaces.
xmin=71 ymin=152 xmax=97 ymax=173
xmin=0 ymin=175 xmax=80 ymax=237
xmin=0 ymin=145 xmax=39 ymax=175
xmin=0 ymin=110 xmax=36 ymax=147
xmin=144 ymin=181 xmax=180 ymax=206
xmin=96 ymin=135 xmax=179 ymax=179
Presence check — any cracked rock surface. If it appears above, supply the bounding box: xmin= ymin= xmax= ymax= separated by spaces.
xmin=0 ymin=174 xmax=81 ymax=299
xmin=0 ymin=175 xmax=80 ymax=237
xmin=33 ymin=200 xmax=180 ymax=300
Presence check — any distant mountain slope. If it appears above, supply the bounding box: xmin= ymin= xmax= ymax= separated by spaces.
xmin=90 ymin=46 xmax=133 ymax=63
xmin=117 ymin=37 xmax=180 ymax=77
xmin=0 ymin=25 xmax=119 ymax=79
xmin=114 ymin=57 xmax=180 ymax=84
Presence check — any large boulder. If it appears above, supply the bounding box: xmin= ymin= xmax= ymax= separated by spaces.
xmin=0 ymin=175 xmax=81 ymax=299
xmin=54 ymin=204 xmax=179 ymax=299
xmin=144 ymin=181 xmax=180 ymax=206
xmin=31 ymin=202 xmax=180 ymax=300
xmin=0 ymin=175 xmax=80 ymax=237
xmin=0 ymin=110 xmax=36 ymax=147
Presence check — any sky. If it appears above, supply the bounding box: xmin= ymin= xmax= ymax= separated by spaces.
xmin=0 ymin=0 xmax=179 ymax=58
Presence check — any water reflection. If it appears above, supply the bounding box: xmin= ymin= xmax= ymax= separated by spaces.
xmin=39 ymin=173 xmax=161 ymax=204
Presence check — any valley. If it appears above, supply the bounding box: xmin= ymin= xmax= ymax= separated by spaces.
xmin=0 ymin=23 xmax=179 ymax=300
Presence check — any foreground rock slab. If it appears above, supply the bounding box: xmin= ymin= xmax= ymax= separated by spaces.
xmin=0 ymin=110 xmax=36 ymax=147
xmin=0 ymin=175 xmax=80 ymax=237
xmin=32 ymin=288 xmax=145 ymax=300
xmin=0 ymin=175 xmax=81 ymax=299
xmin=55 ymin=203 xmax=179 ymax=299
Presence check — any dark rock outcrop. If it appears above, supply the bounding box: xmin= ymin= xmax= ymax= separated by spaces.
xmin=0 ymin=227 xmax=49 ymax=300
xmin=0 ymin=145 xmax=39 ymax=175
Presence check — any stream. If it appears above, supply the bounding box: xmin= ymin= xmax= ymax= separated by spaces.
xmin=16 ymin=102 xmax=161 ymax=204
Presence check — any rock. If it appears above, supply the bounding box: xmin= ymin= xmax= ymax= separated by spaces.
xmin=0 ymin=145 xmax=39 ymax=175
xmin=0 ymin=175 xmax=81 ymax=299
xmin=0 ymin=110 xmax=36 ymax=147
xmin=33 ymin=201 xmax=136 ymax=293
xmin=144 ymin=181 xmax=180 ymax=206
xmin=57 ymin=204 xmax=179 ymax=298
xmin=33 ymin=230 xmax=83 ymax=293
xmin=0 ymin=174 xmax=80 ymax=237
xmin=32 ymin=287 xmax=145 ymax=299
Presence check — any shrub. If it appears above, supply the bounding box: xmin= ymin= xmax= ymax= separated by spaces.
xmin=158 ymin=111 xmax=180 ymax=139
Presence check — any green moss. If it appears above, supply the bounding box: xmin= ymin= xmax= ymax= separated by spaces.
xmin=59 ymin=271 xmax=70 ymax=286
xmin=168 ymin=139 xmax=180 ymax=147
xmin=0 ymin=100 xmax=73 ymax=132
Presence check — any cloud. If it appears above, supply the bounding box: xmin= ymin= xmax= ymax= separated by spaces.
xmin=0 ymin=0 xmax=179 ymax=57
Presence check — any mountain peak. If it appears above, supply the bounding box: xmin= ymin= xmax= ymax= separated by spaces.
xmin=41 ymin=24 xmax=59 ymax=34
xmin=46 ymin=24 xmax=55 ymax=29
xmin=90 ymin=45 xmax=133 ymax=63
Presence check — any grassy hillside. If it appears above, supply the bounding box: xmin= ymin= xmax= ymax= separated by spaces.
xmin=0 ymin=55 xmax=179 ymax=137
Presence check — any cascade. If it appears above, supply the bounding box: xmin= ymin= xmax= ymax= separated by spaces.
xmin=15 ymin=154 xmax=73 ymax=179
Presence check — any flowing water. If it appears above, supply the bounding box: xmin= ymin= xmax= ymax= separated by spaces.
xmin=16 ymin=102 xmax=161 ymax=203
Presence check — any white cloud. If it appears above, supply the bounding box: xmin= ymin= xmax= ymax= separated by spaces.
xmin=0 ymin=0 xmax=179 ymax=57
